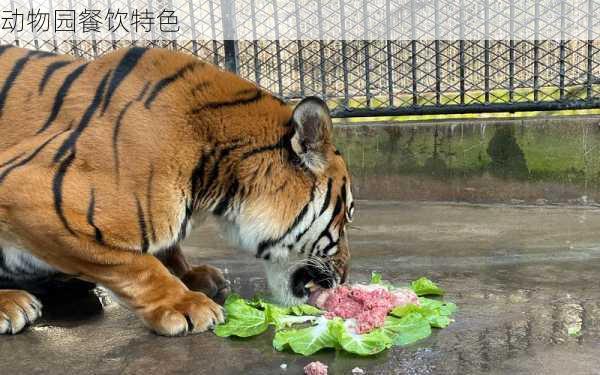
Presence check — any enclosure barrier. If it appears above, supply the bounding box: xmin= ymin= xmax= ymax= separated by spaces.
xmin=1 ymin=0 xmax=599 ymax=117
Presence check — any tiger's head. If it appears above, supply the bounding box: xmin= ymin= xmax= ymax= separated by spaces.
xmin=216 ymin=96 xmax=353 ymax=305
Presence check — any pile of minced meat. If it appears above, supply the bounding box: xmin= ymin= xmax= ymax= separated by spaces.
xmin=309 ymin=283 xmax=419 ymax=334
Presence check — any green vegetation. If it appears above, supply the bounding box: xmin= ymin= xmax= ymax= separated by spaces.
xmin=215 ymin=277 xmax=456 ymax=356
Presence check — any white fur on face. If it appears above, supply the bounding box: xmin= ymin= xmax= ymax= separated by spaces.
xmin=216 ymin=178 xmax=345 ymax=304
xmin=263 ymin=260 xmax=305 ymax=306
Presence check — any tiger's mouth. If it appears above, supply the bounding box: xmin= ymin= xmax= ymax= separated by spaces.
xmin=290 ymin=264 xmax=337 ymax=299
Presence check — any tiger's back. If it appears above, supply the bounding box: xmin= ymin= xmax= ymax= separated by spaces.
xmin=0 ymin=46 xmax=292 ymax=254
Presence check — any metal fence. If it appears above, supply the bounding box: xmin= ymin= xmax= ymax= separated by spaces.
xmin=1 ymin=1 xmax=600 ymax=118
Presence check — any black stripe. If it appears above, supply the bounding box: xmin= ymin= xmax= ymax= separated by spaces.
xmin=37 ymin=63 xmax=87 ymax=134
xmin=87 ymin=188 xmax=104 ymax=244
xmin=112 ymin=100 xmax=133 ymax=183
xmin=136 ymin=81 xmax=151 ymax=101
xmin=201 ymin=143 xmax=246 ymax=200
xmin=190 ymin=151 xmax=211 ymax=207
xmin=0 ymin=132 xmax=63 ymax=184
xmin=0 ymin=153 xmax=25 ymax=169
xmin=0 ymin=51 xmax=35 ymax=117
xmin=39 ymin=60 xmax=72 ymax=94
xmin=176 ymin=183 xmax=189 ymax=241
xmin=135 ymin=196 xmax=150 ymax=253
xmin=256 ymin=183 xmax=316 ymax=258
xmin=52 ymin=151 xmax=77 ymax=235
xmin=295 ymin=224 xmax=312 ymax=243
xmin=320 ymin=240 xmax=339 ymax=257
xmin=101 ymin=47 xmax=147 ymax=114
xmin=0 ymin=247 xmax=6 ymax=271
xmin=213 ymin=178 xmax=239 ymax=216
xmin=0 ymin=45 xmax=13 ymax=58
xmin=241 ymin=131 xmax=294 ymax=160
xmin=144 ymin=62 xmax=198 ymax=108
xmin=30 ymin=50 xmax=56 ymax=58
xmin=178 ymin=205 xmax=192 ymax=242
xmin=328 ymin=196 xmax=343 ymax=233
xmin=146 ymin=165 xmax=157 ymax=242
xmin=310 ymin=196 xmax=343 ymax=256
xmin=319 ymin=178 xmax=333 ymax=215
xmin=54 ymin=69 xmax=111 ymax=162
xmin=192 ymin=90 xmax=263 ymax=113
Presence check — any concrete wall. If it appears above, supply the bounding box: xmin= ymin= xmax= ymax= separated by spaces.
xmin=335 ymin=115 xmax=600 ymax=205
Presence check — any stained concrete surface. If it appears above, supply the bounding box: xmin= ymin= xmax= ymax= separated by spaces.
xmin=336 ymin=116 xmax=600 ymax=204
xmin=3 ymin=201 xmax=600 ymax=375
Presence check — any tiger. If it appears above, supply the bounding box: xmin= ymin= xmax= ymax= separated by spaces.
xmin=0 ymin=46 xmax=354 ymax=336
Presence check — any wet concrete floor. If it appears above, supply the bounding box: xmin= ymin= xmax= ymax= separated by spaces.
xmin=3 ymin=201 xmax=600 ymax=375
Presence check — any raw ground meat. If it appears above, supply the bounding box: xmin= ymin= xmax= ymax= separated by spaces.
xmin=304 ymin=361 xmax=328 ymax=375
xmin=309 ymin=284 xmax=419 ymax=334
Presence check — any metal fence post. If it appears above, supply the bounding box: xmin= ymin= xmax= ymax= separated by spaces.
xmin=221 ymin=0 xmax=239 ymax=73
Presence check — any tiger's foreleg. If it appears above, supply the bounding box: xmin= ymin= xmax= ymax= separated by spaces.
xmin=156 ymin=245 xmax=231 ymax=305
xmin=1 ymin=201 xmax=224 ymax=336
xmin=19 ymin=239 xmax=223 ymax=336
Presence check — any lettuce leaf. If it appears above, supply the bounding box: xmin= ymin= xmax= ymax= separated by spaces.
xmin=371 ymin=272 xmax=382 ymax=284
xmin=289 ymin=304 xmax=323 ymax=316
xmin=216 ymin=276 xmax=456 ymax=356
xmin=331 ymin=318 xmax=393 ymax=355
xmin=273 ymin=317 xmax=339 ymax=355
xmin=270 ymin=314 xmax=318 ymax=329
xmin=388 ymin=313 xmax=432 ymax=346
xmin=410 ymin=277 xmax=445 ymax=296
xmin=214 ymin=294 xmax=268 ymax=337
xmin=274 ymin=317 xmax=395 ymax=356
xmin=370 ymin=271 xmax=395 ymax=289
xmin=250 ymin=298 xmax=323 ymax=317
xmin=419 ymin=297 xmax=457 ymax=317
xmin=391 ymin=298 xmax=457 ymax=328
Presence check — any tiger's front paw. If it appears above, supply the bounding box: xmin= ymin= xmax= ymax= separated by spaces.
xmin=0 ymin=290 xmax=43 ymax=334
xmin=180 ymin=265 xmax=231 ymax=305
xmin=142 ymin=290 xmax=225 ymax=336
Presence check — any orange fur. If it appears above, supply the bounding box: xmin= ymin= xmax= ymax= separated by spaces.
xmin=0 ymin=46 xmax=352 ymax=335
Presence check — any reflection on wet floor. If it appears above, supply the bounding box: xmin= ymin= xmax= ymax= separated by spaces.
xmin=301 ymin=264 xmax=600 ymax=375
xmin=445 ymin=290 xmax=594 ymax=374
xmin=23 ymin=265 xmax=600 ymax=375
xmin=4 ymin=202 xmax=600 ymax=374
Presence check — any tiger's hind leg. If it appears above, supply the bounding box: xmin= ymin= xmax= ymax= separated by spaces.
xmin=0 ymin=290 xmax=42 ymax=334
xmin=156 ymin=246 xmax=231 ymax=305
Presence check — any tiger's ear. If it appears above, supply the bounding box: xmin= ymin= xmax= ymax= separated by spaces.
xmin=290 ymin=96 xmax=333 ymax=172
